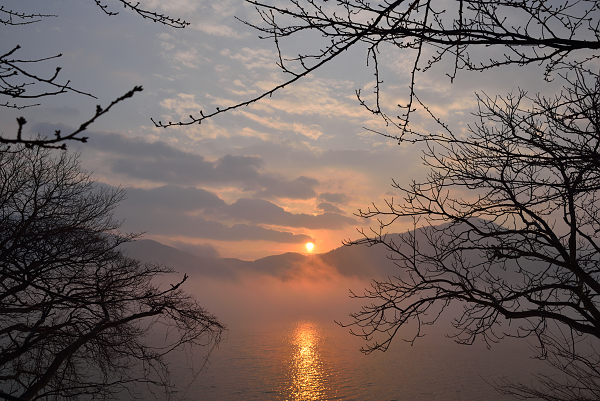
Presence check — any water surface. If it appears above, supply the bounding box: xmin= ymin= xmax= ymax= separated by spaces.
xmin=181 ymin=319 xmax=548 ymax=401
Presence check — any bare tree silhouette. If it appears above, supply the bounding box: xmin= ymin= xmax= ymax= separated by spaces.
xmin=0 ymin=145 xmax=224 ymax=401
xmin=1 ymin=1 xmax=187 ymax=148
xmin=155 ymin=0 xmax=600 ymax=135
xmin=339 ymin=66 xmax=600 ymax=400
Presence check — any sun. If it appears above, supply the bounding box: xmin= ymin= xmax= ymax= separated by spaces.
xmin=305 ymin=242 xmax=314 ymax=252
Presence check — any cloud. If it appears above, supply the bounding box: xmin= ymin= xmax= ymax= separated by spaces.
xmin=229 ymin=47 xmax=280 ymax=70
xmin=154 ymin=32 xmax=208 ymax=70
xmin=219 ymin=198 xmax=357 ymax=229
xmin=54 ymin=127 xmax=322 ymax=200
xmin=173 ymin=49 xmax=202 ymax=69
xmin=193 ymin=22 xmax=247 ymax=39
xmin=142 ymin=0 xmax=202 ymax=14
xmin=117 ymin=204 xmax=312 ymax=243
xmin=108 ymin=149 xmax=262 ymax=185
xmin=30 ymin=125 xmax=262 ymax=186
xmin=244 ymin=77 xmax=387 ymax=128
xmin=292 ymin=122 xmax=323 ymax=140
xmin=253 ymin=175 xmax=319 ymax=200
xmin=115 ymin=184 xmax=353 ymax=233
xmin=319 ymin=192 xmax=349 ymax=204
xmin=46 ymin=106 xmax=80 ymax=117
xmin=233 ymin=110 xmax=324 ymax=140
xmin=122 ymin=185 xmax=225 ymax=211
xmin=109 ymin=184 xmax=317 ymax=243
xmin=316 ymin=202 xmax=346 ymax=214
xmin=160 ymin=93 xmax=206 ymax=117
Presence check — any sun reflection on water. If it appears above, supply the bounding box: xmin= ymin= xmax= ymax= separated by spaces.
xmin=285 ymin=321 xmax=329 ymax=400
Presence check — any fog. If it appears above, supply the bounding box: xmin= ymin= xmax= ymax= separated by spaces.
xmin=126 ymin=239 xmax=558 ymax=401
xmin=185 ymin=268 xmax=373 ymax=330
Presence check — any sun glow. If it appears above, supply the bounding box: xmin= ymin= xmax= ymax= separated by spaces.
xmin=305 ymin=242 xmax=314 ymax=252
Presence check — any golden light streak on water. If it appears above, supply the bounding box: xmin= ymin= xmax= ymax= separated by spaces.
xmin=285 ymin=321 xmax=328 ymax=400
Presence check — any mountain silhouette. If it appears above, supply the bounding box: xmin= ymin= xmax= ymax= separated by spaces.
xmin=121 ymin=238 xmax=402 ymax=280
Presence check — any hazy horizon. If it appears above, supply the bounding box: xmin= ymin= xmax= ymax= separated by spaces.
xmin=2 ymin=1 xmax=591 ymax=399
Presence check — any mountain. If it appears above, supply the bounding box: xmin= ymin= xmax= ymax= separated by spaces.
xmin=120 ymin=238 xmax=403 ymax=280
xmin=120 ymin=239 xmax=248 ymax=279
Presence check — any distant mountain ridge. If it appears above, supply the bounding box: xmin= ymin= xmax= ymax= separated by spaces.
xmin=120 ymin=238 xmax=401 ymax=280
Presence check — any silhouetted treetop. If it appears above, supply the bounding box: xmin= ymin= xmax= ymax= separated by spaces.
xmin=0 ymin=145 xmax=224 ymax=401
xmin=156 ymin=0 xmax=600 ymax=135
xmin=1 ymin=1 xmax=186 ymax=148
xmin=337 ymin=66 xmax=600 ymax=400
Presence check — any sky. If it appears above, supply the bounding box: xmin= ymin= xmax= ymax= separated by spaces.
xmin=2 ymin=0 xmax=571 ymax=260
xmin=5 ymin=5 xmax=600 ymax=397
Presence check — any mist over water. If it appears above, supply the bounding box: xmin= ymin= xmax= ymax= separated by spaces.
xmin=170 ymin=276 xmax=552 ymax=400
xmin=123 ymin=241 xmax=555 ymax=400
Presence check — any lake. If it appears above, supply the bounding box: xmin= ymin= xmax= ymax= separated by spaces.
xmin=124 ymin=241 xmax=558 ymax=400
xmin=177 ymin=318 xmax=550 ymax=401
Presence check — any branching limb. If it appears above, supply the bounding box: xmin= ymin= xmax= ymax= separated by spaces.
xmin=0 ymin=86 xmax=143 ymax=149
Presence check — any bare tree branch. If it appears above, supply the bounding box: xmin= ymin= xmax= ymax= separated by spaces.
xmin=2 ymin=1 xmax=187 ymax=148
xmin=0 ymin=86 xmax=143 ymax=149
xmin=164 ymin=0 xmax=600 ymax=134
xmin=338 ymin=66 xmax=600 ymax=398
xmin=0 ymin=146 xmax=225 ymax=400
